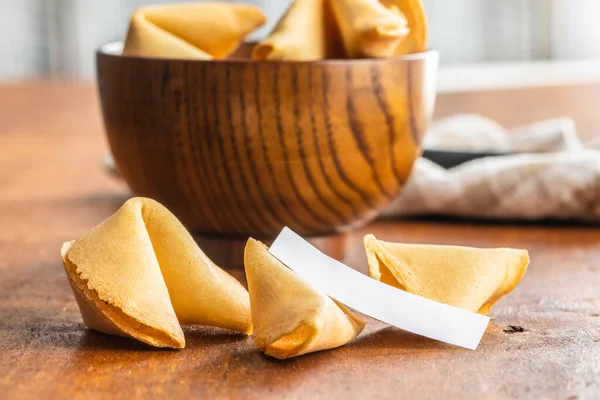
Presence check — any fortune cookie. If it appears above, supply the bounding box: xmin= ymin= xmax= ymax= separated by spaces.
xmin=253 ymin=0 xmax=326 ymax=61
xmin=364 ymin=235 xmax=529 ymax=314
xmin=123 ymin=2 xmax=266 ymax=59
xmin=61 ymin=197 xmax=252 ymax=349
xmin=330 ymin=0 xmax=409 ymax=58
xmin=381 ymin=0 xmax=428 ymax=54
xmin=244 ymin=238 xmax=365 ymax=359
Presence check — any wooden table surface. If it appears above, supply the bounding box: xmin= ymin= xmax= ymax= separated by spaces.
xmin=1 ymin=82 xmax=599 ymax=399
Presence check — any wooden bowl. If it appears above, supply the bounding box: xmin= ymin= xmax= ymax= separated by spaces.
xmin=97 ymin=43 xmax=438 ymax=237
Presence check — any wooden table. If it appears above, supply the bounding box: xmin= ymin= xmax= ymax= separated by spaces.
xmin=1 ymin=83 xmax=599 ymax=399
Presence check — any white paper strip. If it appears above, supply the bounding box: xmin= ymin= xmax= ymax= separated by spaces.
xmin=269 ymin=227 xmax=490 ymax=350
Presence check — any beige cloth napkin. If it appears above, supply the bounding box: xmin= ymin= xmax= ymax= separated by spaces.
xmin=384 ymin=115 xmax=600 ymax=221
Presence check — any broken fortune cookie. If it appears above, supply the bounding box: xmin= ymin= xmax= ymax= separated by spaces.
xmin=244 ymin=238 xmax=365 ymax=359
xmin=364 ymin=235 xmax=529 ymax=314
xmin=330 ymin=0 xmax=409 ymax=58
xmin=61 ymin=197 xmax=252 ymax=349
xmin=123 ymin=2 xmax=266 ymax=59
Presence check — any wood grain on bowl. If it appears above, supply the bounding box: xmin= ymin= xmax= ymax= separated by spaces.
xmin=97 ymin=48 xmax=437 ymax=236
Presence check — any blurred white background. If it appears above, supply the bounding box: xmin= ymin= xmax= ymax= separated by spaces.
xmin=2 ymin=0 xmax=600 ymax=81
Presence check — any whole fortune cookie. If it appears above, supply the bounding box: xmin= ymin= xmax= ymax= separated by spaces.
xmin=381 ymin=0 xmax=428 ymax=55
xmin=61 ymin=197 xmax=252 ymax=348
xmin=364 ymin=235 xmax=529 ymax=315
xmin=253 ymin=0 xmax=327 ymax=61
xmin=330 ymin=0 xmax=409 ymax=58
xmin=123 ymin=2 xmax=266 ymax=59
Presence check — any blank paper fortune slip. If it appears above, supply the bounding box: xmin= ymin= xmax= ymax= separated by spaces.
xmin=269 ymin=228 xmax=490 ymax=350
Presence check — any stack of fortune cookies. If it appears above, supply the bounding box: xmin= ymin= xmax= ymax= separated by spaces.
xmin=62 ymin=197 xmax=529 ymax=358
xmin=121 ymin=0 xmax=428 ymax=61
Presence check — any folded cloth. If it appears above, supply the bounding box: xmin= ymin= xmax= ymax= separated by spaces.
xmin=384 ymin=114 xmax=600 ymax=221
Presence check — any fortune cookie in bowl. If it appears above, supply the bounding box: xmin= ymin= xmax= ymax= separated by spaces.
xmin=123 ymin=2 xmax=266 ymax=59
xmin=61 ymin=197 xmax=252 ymax=348
xmin=244 ymin=238 xmax=365 ymax=359
xmin=330 ymin=0 xmax=409 ymax=58
xmin=364 ymin=235 xmax=529 ymax=314
xmin=382 ymin=0 xmax=428 ymax=55
xmin=253 ymin=0 xmax=326 ymax=61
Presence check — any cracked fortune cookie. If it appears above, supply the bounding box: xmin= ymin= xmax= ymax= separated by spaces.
xmin=61 ymin=197 xmax=252 ymax=349
xmin=123 ymin=2 xmax=266 ymax=59
xmin=364 ymin=235 xmax=529 ymax=314
xmin=330 ymin=0 xmax=409 ymax=58
xmin=244 ymin=238 xmax=365 ymax=359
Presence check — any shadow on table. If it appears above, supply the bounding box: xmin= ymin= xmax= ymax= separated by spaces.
xmin=77 ymin=330 xmax=157 ymax=351
xmin=347 ymin=326 xmax=453 ymax=352
xmin=73 ymin=325 xmax=250 ymax=351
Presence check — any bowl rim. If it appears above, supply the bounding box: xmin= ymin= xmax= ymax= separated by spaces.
xmin=98 ymin=41 xmax=439 ymax=65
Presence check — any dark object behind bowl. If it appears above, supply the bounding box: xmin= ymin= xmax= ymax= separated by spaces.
xmin=422 ymin=149 xmax=511 ymax=169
